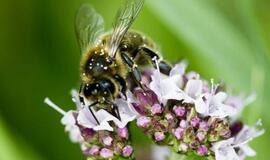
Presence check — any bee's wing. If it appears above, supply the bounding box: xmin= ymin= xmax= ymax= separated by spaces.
xmin=75 ymin=3 xmax=105 ymax=54
xmin=107 ymin=0 xmax=144 ymax=57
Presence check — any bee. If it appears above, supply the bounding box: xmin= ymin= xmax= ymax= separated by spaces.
xmin=76 ymin=0 xmax=171 ymax=123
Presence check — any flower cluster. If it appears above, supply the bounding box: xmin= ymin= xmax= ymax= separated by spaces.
xmin=128 ymin=61 xmax=264 ymax=159
xmin=44 ymin=91 xmax=137 ymax=160
xmin=45 ymin=61 xmax=264 ymax=160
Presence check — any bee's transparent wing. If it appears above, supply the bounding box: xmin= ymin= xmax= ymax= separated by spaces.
xmin=75 ymin=3 xmax=105 ymax=54
xmin=107 ymin=0 xmax=144 ymax=57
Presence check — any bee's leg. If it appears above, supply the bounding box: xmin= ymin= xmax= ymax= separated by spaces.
xmin=137 ymin=47 xmax=172 ymax=75
xmin=88 ymin=101 xmax=100 ymax=125
xmin=113 ymin=104 xmax=121 ymax=121
xmin=113 ymin=74 xmax=127 ymax=99
xmin=121 ymin=52 xmax=145 ymax=90
xmin=79 ymin=84 xmax=85 ymax=105
xmin=105 ymin=100 xmax=121 ymax=121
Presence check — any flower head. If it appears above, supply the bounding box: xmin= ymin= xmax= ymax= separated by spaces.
xmin=127 ymin=61 xmax=264 ymax=159
xmin=44 ymin=91 xmax=135 ymax=159
xmin=45 ymin=60 xmax=264 ymax=160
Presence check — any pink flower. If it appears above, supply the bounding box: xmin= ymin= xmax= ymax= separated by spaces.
xmin=151 ymin=103 xmax=163 ymax=115
xmin=100 ymin=148 xmax=113 ymax=158
xmin=191 ymin=117 xmax=200 ymax=128
xmin=137 ymin=116 xmax=151 ymax=128
xmin=198 ymin=145 xmax=208 ymax=155
xmin=117 ymin=127 xmax=129 ymax=139
xmin=89 ymin=145 xmax=99 ymax=155
xmin=154 ymin=132 xmax=165 ymax=141
xmin=122 ymin=145 xmax=133 ymax=157
xmin=102 ymin=136 xmax=113 ymax=146
xmin=174 ymin=106 xmax=186 ymax=117
xmin=174 ymin=127 xmax=184 ymax=140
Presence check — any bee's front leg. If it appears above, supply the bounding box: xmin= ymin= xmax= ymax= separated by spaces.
xmin=121 ymin=52 xmax=146 ymax=90
xmin=88 ymin=101 xmax=100 ymax=125
xmin=138 ymin=47 xmax=172 ymax=75
xmin=105 ymin=100 xmax=121 ymax=121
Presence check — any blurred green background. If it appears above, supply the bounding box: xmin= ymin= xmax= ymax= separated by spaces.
xmin=0 ymin=0 xmax=269 ymax=159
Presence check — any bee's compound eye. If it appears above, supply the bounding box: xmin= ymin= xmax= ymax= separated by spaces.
xmin=83 ymin=84 xmax=99 ymax=97
xmin=99 ymin=80 xmax=115 ymax=94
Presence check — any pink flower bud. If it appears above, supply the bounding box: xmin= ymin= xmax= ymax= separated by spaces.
xmin=154 ymin=132 xmax=165 ymax=141
xmin=117 ymin=127 xmax=129 ymax=139
xmin=122 ymin=145 xmax=133 ymax=157
xmin=199 ymin=121 xmax=209 ymax=131
xmin=196 ymin=131 xmax=206 ymax=141
xmin=179 ymin=143 xmax=188 ymax=152
xmin=165 ymin=113 xmax=174 ymax=120
xmin=89 ymin=145 xmax=99 ymax=155
xmin=173 ymin=106 xmax=186 ymax=117
xmin=174 ymin=127 xmax=184 ymax=139
xmin=102 ymin=136 xmax=113 ymax=146
xmin=191 ymin=117 xmax=200 ymax=127
xmin=100 ymin=148 xmax=113 ymax=158
xmin=179 ymin=120 xmax=188 ymax=128
xmin=137 ymin=116 xmax=151 ymax=128
xmin=151 ymin=103 xmax=163 ymax=114
xmin=197 ymin=145 xmax=208 ymax=155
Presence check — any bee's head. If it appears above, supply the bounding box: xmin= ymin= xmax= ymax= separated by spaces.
xmin=83 ymin=79 xmax=116 ymax=101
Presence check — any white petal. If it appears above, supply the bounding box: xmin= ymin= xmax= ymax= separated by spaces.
xmin=60 ymin=111 xmax=82 ymax=143
xmin=77 ymin=108 xmax=116 ymax=131
xmin=212 ymin=92 xmax=227 ymax=104
xmin=186 ymin=71 xmax=200 ymax=80
xmin=77 ymin=107 xmax=97 ymax=129
xmin=169 ymin=61 xmax=187 ymax=77
xmin=61 ymin=111 xmax=76 ymax=128
xmin=184 ymin=79 xmax=203 ymax=99
xmin=126 ymin=90 xmax=136 ymax=104
xmin=93 ymin=121 xmax=114 ymax=131
xmin=234 ymin=121 xmax=265 ymax=146
xmin=70 ymin=89 xmax=83 ymax=109
xmin=194 ymin=97 xmax=208 ymax=115
xmin=209 ymin=109 xmax=228 ymax=119
xmin=239 ymin=144 xmax=256 ymax=157
xmin=211 ymin=138 xmax=239 ymax=160
xmin=68 ymin=125 xmax=83 ymax=143
xmin=168 ymin=75 xmax=184 ymax=89
xmin=113 ymin=99 xmax=137 ymax=128
xmin=150 ymin=71 xmax=183 ymax=103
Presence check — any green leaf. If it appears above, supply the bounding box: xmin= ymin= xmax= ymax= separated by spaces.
xmin=0 ymin=116 xmax=43 ymax=160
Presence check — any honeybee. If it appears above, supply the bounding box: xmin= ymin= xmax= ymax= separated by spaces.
xmin=76 ymin=0 xmax=171 ymax=123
